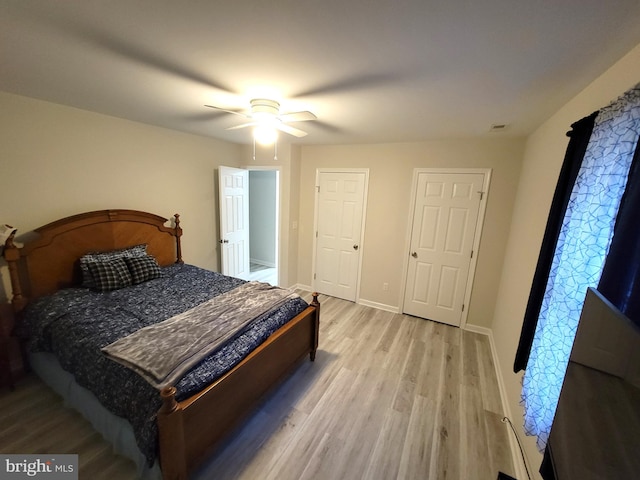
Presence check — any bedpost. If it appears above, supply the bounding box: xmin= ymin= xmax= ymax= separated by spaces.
xmin=158 ymin=387 xmax=187 ymax=480
xmin=3 ymin=232 xmax=27 ymax=313
xmin=173 ymin=214 xmax=183 ymax=264
xmin=310 ymin=292 xmax=320 ymax=361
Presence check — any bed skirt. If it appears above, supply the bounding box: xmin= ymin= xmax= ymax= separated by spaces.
xmin=29 ymin=352 xmax=162 ymax=480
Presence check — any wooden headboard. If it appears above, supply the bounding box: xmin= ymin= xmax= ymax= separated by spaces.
xmin=3 ymin=209 xmax=182 ymax=312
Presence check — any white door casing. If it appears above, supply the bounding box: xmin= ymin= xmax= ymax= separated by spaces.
xmin=313 ymin=170 xmax=368 ymax=302
xmin=219 ymin=165 xmax=250 ymax=280
xmin=402 ymin=169 xmax=489 ymax=327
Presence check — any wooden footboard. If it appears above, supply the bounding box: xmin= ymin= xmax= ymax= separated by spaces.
xmin=157 ymin=293 xmax=320 ymax=480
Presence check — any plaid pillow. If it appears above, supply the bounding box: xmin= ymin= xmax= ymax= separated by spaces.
xmin=124 ymin=255 xmax=162 ymax=284
xmin=87 ymin=257 xmax=133 ymax=292
xmin=80 ymin=244 xmax=147 ymax=288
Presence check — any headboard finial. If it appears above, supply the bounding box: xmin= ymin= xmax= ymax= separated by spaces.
xmin=174 ymin=214 xmax=183 ymax=264
xmin=3 ymin=231 xmax=26 ymax=312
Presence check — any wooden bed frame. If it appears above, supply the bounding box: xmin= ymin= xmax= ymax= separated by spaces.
xmin=3 ymin=209 xmax=320 ymax=480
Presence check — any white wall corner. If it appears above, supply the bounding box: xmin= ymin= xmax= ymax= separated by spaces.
xmin=293 ymin=283 xmax=313 ymax=292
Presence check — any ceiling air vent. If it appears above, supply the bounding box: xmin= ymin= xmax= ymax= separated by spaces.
xmin=489 ymin=123 xmax=509 ymax=132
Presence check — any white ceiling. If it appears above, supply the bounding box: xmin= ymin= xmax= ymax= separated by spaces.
xmin=2 ymin=1 xmax=640 ymax=145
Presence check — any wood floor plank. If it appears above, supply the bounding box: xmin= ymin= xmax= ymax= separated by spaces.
xmin=5 ymin=409 xmax=85 ymax=453
xmin=195 ymin=408 xmax=282 ymax=480
xmin=392 ymin=377 xmax=417 ymax=414
xmin=462 ymin=329 xmax=481 ymax=389
xmin=295 ymin=337 xmax=353 ymax=415
xmin=232 ymin=407 xmax=309 ymax=480
xmin=375 ymin=312 xmax=402 ymax=352
xmin=430 ymin=341 xmax=461 ymax=480
xmin=0 ymin=387 xmax=59 ymax=425
xmin=364 ymin=408 xmax=410 ymax=480
xmin=401 ymin=339 xmax=427 ymax=384
xmin=417 ymin=334 xmax=445 ymax=399
xmin=383 ymin=314 xmax=418 ymax=375
xmin=398 ymin=394 xmax=438 ymax=479
xmin=460 ymin=382 xmax=495 ymax=480
xmin=0 ymin=293 xmax=514 ymax=480
xmin=262 ymin=366 xmax=361 ymax=480
xmin=335 ymin=366 xmax=400 ymax=479
xmin=0 ymin=376 xmax=44 ymax=410
xmin=485 ymin=411 xmax=517 ymax=478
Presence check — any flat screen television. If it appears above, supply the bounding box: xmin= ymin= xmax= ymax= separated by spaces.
xmin=541 ymin=287 xmax=640 ymax=479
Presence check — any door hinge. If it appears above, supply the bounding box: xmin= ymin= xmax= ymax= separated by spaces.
xmin=470 ymin=250 xmax=473 ymax=259
xmin=462 ymin=303 xmax=465 ymax=312
xmin=315 ymin=231 xmax=318 ymax=238
xmin=313 ymin=273 xmax=316 ymax=280
xmin=316 ymin=185 xmax=320 ymax=193
xmin=478 ymin=191 xmax=485 ymax=200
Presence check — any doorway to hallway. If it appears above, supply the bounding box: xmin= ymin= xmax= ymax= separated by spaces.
xmin=249 ymin=169 xmax=279 ymax=286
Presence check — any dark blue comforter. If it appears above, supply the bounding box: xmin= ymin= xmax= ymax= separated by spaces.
xmin=22 ymin=263 xmax=308 ymax=465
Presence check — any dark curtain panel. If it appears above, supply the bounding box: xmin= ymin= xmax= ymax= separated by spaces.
xmin=598 ymin=136 xmax=640 ymax=327
xmin=513 ymin=112 xmax=598 ymax=373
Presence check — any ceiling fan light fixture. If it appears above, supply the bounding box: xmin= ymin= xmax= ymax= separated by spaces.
xmin=205 ymin=97 xmax=315 ymax=140
xmin=250 ymin=98 xmax=280 ymax=117
xmin=253 ymin=124 xmax=278 ymax=145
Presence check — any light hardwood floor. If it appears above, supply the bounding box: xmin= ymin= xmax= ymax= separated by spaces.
xmin=0 ymin=292 xmax=515 ymax=479
xmin=248 ymin=263 xmax=277 ymax=285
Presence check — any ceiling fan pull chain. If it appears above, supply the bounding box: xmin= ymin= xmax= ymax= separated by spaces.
xmin=274 ymin=139 xmax=278 ymax=161
xmin=252 ymin=138 xmax=256 ymax=161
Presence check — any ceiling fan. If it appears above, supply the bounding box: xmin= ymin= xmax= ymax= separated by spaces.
xmin=204 ymin=98 xmax=317 ymax=142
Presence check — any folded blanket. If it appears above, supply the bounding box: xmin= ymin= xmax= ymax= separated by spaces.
xmin=102 ymin=281 xmax=298 ymax=389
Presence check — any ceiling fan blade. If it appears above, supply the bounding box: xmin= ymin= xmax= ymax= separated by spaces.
xmin=204 ymin=105 xmax=247 ymax=117
xmin=293 ymin=72 xmax=399 ymax=98
xmin=278 ymin=111 xmax=317 ymax=123
xmin=226 ymin=122 xmax=258 ymax=131
xmin=277 ymin=123 xmax=308 ymax=138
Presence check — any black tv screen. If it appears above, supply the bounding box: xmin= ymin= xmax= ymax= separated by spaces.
xmin=543 ymin=288 xmax=640 ymax=479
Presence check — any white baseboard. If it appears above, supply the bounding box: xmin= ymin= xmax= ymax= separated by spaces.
xmin=463 ymin=324 xmax=527 ymax=480
xmin=290 ymin=288 xmax=399 ymax=313
xmin=358 ymin=298 xmax=400 ymax=313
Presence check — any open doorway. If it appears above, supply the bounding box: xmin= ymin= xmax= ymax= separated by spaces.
xmin=248 ymin=169 xmax=279 ymax=285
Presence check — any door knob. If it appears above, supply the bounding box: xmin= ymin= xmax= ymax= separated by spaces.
xmin=411 ymin=252 xmax=418 ymax=258
xmin=353 ymin=244 xmax=359 ymax=251
xmin=220 ymin=239 xmax=229 ymax=244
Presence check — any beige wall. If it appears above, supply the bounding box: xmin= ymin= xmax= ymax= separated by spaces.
xmin=297 ymin=138 xmax=525 ymax=328
xmin=491 ymin=42 xmax=640 ymax=478
xmin=0 ymin=91 xmax=243 ymax=302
